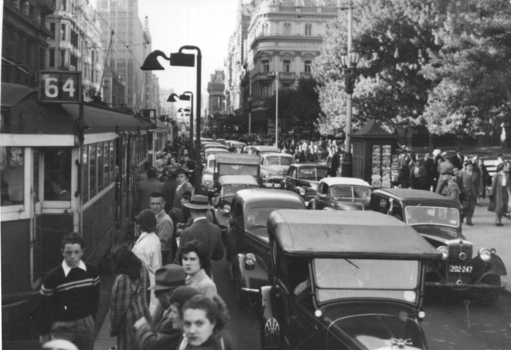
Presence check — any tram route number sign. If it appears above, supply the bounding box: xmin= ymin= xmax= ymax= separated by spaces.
xmin=39 ymin=71 xmax=82 ymax=104
xmin=143 ymin=109 xmax=157 ymax=119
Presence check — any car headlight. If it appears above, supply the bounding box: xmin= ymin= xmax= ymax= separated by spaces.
xmin=222 ymin=204 xmax=231 ymax=213
xmin=245 ymin=253 xmax=256 ymax=266
xmin=295 ymin=186 xmax=306 ymax=197
xmin=203 ymin=180 xmax=213 ymax=188
xmin=437 ymin=246 xmax=449 ymax=260
xmin=479 ymin=248 xmax=492 ymax=262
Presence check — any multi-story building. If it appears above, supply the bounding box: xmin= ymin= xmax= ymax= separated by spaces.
xmin=207 ymin=70 xmax=226 ymax=136
xmin=102 ymin=63 xmax=126 ymax=108
xmin=2 ymin=0 xmax=55 ymax=86
xmin=98 ymin=0 xmax=150 ymax=110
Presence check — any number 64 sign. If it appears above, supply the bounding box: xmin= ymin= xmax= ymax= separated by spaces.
xmin=39 ymin=71 xmax=82 ymax=103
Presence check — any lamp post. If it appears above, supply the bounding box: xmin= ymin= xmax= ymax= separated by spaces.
xmin=141 ymin=46 xmax=202 ymax=190
xmin=339 ymin=1 xmax=360 ymax=178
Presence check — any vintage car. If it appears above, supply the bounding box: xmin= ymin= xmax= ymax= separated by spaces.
xmin=259 ymin=153 xmax=294 ymax=188
xmin=216 ymin=138 xmax=227 ymax=145
xmin=244 ymin=145 xmax=280 ymax=157
xmin=226 ymin=140 xmax=246 ymax=153
xmin=310 ymin=177 xmax=372 ymax=210
xmin=203 ymin=147 xmax=229 ymax=161
xmin=281 ymin=163 xmax=330 ymax=205
xmin=260 ymin=210 xmax=441 ymax=350
xmin=371 ymin=188 xmax=506 ymax=304
xmin=211 ymin=175 xmax=260 ymax=241
xmin=226 ymin=189 xmax=305 ymax=306
xmin=213 ymin=153 xmax=260 ymax=183
xmin=204 ymin=143 xmax=229 ymax=152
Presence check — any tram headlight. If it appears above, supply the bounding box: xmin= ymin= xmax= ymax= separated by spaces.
xmin=245 ymin=253 xmax=256 ymax=267
xmin=479 ymin=248 xmax=492 ymax=262
xmin=437 ymin=246 xmax=449 ymax=260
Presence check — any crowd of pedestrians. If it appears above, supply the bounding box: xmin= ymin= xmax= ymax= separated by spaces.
xmin=395 ymin=148 xmax=511 ymax=227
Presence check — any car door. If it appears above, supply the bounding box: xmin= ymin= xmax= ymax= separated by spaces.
xmin=315 ymin=183 xmax=330 ymax=210
xmin=284 ymin=166 xmax=297 ymax=190
xmin=226 ymin=199 xmax=244 ymax=261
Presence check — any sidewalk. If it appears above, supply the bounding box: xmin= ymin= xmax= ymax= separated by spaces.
xmin=94 ymin=311 xmax=115 ymax=350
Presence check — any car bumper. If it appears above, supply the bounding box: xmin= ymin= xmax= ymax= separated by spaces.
xmin=425 ymin=282 xmax=505 ymax=290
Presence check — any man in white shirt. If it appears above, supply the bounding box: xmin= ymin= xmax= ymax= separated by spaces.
xmin=150 ymin=191 xmax=174 ymax=264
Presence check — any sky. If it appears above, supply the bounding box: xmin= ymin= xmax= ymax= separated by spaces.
xmin=136 ymin=0 xmax=239 ymax=106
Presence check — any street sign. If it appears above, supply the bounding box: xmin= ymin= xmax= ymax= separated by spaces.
xmin=39 ymin=71 xmax=82 ymax=104
xmin=143 ymin=109 xmax=156 ymax=119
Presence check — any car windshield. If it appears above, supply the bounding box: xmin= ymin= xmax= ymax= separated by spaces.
xmin=264 ymin=156 xmax=293 ymax=166
xmin=218 ymin=164 xmax=258 ymax=177
xmin=331 ymin=186 xmax=372 ymax=201
xmin=222 ymin=184 xmax=258 ymax=196
xmin=405 ymin=206 xmax=459 ymax=228
xmin=246 ymin=207 xmax=297 ymax=227
xmin=314 ymin=259 xmax=419 ymax=303
xmin=297 ymin=167 xmax=329 ymax=181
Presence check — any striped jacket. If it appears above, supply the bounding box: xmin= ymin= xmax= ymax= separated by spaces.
xmin=36 ymin=261 xmax=100 ymax=335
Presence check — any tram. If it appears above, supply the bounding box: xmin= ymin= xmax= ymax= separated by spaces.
xmin=0 ymin=83 xmax=169 ymax=343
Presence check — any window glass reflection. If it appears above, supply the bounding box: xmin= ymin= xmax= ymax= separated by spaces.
xmin=1 ymin=146 xmax=24 ymax=206
xmin=44 ymin=148 xmax=71 ymax=201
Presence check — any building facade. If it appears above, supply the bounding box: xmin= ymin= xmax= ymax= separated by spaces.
xmin=2 ymin=0 xmax=55 ymax=86
xmin=97 ymin=0 xmax=151 ymax=110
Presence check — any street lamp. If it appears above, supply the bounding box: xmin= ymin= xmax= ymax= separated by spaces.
xmin=340 ymin=49 xmax=361 ymax=177
xmin=141 ymin=46 xmax=202 ymax=190
xmin=168 ymin=92 xmax=194 ymax=146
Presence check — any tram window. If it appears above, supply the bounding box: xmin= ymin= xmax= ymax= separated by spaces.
xmin=104 ymin=142 xmax=110 ymax=185
xmin=0 ymin=147 xmax=24 ymax=206
xmin=90 ymin=144 xmax=97 ymax=198
xmin=83 ymin=145 xmax=89 ymax=203
xmin=44 ymin=148 xmax=71 ymax=201
xmin=109 ymin=141 xmax=115 ymax=185
xmin=98 ymin=142 xmax=104 ymax=191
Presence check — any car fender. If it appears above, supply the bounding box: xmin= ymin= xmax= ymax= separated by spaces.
xmin=261 ymin=286 xmax=281 ymax=349
xmin=472 ymin=254 xmax=507 ymax=282
xmin=234 ymin=253 xmax=270 ymax=293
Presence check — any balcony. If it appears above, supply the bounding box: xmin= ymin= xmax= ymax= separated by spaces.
xmin=300 ymin=72 xmax=312 ymax=79
xmin=254 ymin=72 xmax=276 ymax=83
xmin=82 ymin=55 xmax=91 ymax=64
xmin=278 ymin=72 xmax=296 ymax=82
xmin=38 ymin=0 xmax=56 ymax=13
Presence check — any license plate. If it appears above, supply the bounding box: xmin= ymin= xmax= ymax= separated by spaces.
xmin=449 ymin=264 xmax=473 ymax=274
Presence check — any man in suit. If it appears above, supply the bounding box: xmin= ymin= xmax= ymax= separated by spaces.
xmin=134 ymin=265 xmax=191 ymax=350
xmin=163 ymin=168 xmax=178 ymax=212
xmin=173 ymin=168 xmax=194 ymax=210
xmin=423 ymin=153 xmax=435 ymax=191
xmin=150 ymin=191 xmax=175 ymax=264
xmin=174 ymin=195 xmax=224 ymax=273
xmin=443 ymin=169 xmax=461 ymax=205
xmin=451 ymin=147 xmax=465 ymax=170
xmin=137 ymin=167 xmax=164 ymax=213
xmin=459 ymin=160 xmax=480 ymax=226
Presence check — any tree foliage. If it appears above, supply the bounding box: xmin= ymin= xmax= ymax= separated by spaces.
xmin=267 ymin=77 xmax=323 ymax=134
xmin=313 ymin=0 xmax=441 ymax=135
xmin=420 ymin=0 xmax=511 ymax=136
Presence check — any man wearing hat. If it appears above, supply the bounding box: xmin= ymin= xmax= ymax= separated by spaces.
xmin=175 ymin=195 xmax=224 ymax=270
xmin=134 ymin=264 xmax=186 ymax=350
xmin=173 ymin=168 xmax=194 ymax=210
xmin=435 ymin=157 xmax=455 ymax=195
xmin=137 ymin=168 xmax=164 ymax=213
xmin=459 ymin=160 xmax=480 ymax=225
xmin=450 ymin=147 xmax=465 ymax=170
xmin=438 ymin=169 xmax=461 ymax=205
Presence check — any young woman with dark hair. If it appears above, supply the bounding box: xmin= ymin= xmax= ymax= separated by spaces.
xmin=180 ymin=240 xmax=216 ymax=298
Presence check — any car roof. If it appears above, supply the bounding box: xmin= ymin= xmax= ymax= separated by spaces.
xmin=268 ymin=210 xmax=441 ymax=260
xmin=205 ymin=143 xmax=228 ymax=149
xmin=218 ymin=175 xmax=259 ymax=185
xmin=291 ymin=163 xmax=330 ymax=169
xmin=226 ymin=140 xmax=246 ymax=145
xmin=249 ymin=145 xmax=280 ymax=152
xmin=234 ymin=189 xmax=306 ymax=207
xmin=205 ymin=148 xmax=229 ymax=153
xmin=215 ymin=153 xmax=260 ymax=165
xmin=320 ymin=177 xmax=371 ymax=187
xmin=374 ymin=188 xmax=451 ymax=201
xmin=262 ymin=153 xmax=293 ymax=158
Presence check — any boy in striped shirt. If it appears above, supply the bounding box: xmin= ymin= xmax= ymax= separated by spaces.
xmin=36 ymin=232 xmax=100 ymax=350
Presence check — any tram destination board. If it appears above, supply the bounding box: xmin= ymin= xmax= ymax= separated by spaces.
xmin=39 ymin=70 xmax=82 ymax=104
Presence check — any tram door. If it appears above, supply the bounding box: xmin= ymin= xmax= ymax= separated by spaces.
xmin=115 ymin=136 xmax=128 ymax=226
xmin=31 ymin=149 xmax=43 ymax=287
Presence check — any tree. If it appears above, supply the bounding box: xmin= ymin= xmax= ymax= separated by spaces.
xmin=313 ymin=0 xmax=441 ymax=135
xmin=266 ymin=77 xmax=323 ymax=136
xmin=420 ymin=0 xmax=511 ymax=136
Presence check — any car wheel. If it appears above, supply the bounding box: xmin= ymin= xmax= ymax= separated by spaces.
xmin=476 ymin=274 xmax=501 ymax=305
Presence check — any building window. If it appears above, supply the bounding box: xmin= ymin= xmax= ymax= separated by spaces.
xmin=49 ymin=49 xmax=55 ymax=67
xmin=60 ymin=50 xmax=66 ymax=67
xmin=262 ymin=84 xmax=271 ymax=98
xmin=70 ymin=30 xmax=78 ymax=48
xmin=61 ymin=0 xmax=66 ymax=11
xmin=61 ymin=23 xmax=66 ymax=40
xmin=305 ymin=23 xmax=312 ymax=36
xmin=263 ymin=23 xmax=269 ymax=36
xmin=91 ymin=50 xmax=95 ymax=63
xmin=304 ymin=60 xmax=312 ymax=73
xmin=50 ymin=23 xmax=56 ymax=39
xmin=284 ymin=23 xmax=291 ymax=35
xmin=283 ymin=60 xmax=291 ymax=72
xmin=262 ymin=59 xmax=269 ymax=72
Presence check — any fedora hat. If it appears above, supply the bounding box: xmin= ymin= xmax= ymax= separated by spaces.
xmin=183 ymin=195 xmax=212 ymax=210
xmin=148 ymin=264 xmax=186 ymax=291
xmin=174 ymin=168 xmax=189 ymax=177
xmin=181 ymin=191 xmax=192 ymax=201
xmin=464 ymin=160 xmax=473 ymax=166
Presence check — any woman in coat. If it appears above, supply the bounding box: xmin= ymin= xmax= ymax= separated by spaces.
xmin=488 ymin=162 xmax=511 ymax=226
xmin=110 ymin=246 xmax=152 ymax=350
xmin=181 ymin=240 xmax=217 ymax=298
xmin=409 ymin=159 xmax=427 ymax=190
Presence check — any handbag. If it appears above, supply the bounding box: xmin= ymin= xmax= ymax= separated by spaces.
xmin=110 ymin=279 xmax=140 ymax=337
